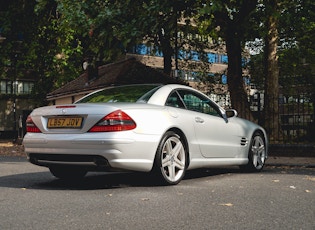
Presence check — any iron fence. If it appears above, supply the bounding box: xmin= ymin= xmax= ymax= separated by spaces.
xmin=250 ymin=93 xmax=314 ymax=144
xmin=213 ymin=92 xmax=314 ymax=144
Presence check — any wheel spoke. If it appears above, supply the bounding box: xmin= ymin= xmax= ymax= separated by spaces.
xmin=251 ymin=145 xmax=258 ymax=154
xmin=165 ymin=139 xmax=173 ymax=153
xmin=174 ymin=158 xmax=185 ymax=170
xmin=257 ymin=145 xmax=265 ymax=154
xmin=252 ymin=154 xmax=258 ymax=167
xmin=257 ymin=156 xmax=264 ymax=166
xmin=172 ymin=141 xmax=183 ymax=156
xmin=162 ymin=156 xmax=171 ymax=167
xmin=161 ymin=139 xmax=173 ymax=167
xmin=168 ymin=165 xmax=176 ymax=180
xmin=173 ymin=141 xmax=185 ymax=170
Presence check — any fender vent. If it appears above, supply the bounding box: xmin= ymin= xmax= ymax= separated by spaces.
xmin=240 ymin=137 xmax=248 ymax=146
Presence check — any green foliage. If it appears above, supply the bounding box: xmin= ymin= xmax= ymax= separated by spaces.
xmin=197 ymin=0 xmax=259 ymax=46
xmin=0 ymin=0 xmax=313 ymax=108
xmin=54 ymin=0 xmax=203 ymax=74
xmin=0 ymin=0 xmax=84 ymax=106
xmin=248 ymin=0 xmax=315 ymax=94
xmin=1 ymin=0 xmax=204 ymax=105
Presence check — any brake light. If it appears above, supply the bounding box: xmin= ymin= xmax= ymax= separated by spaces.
xmin=26 ymin=115 xmax=41 ymax=133
xmin=89 ymin=110 xmax=136 ymax=132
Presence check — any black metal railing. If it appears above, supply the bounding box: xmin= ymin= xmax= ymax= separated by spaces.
xmin=249 ymin=93 xmax=314 ymax=144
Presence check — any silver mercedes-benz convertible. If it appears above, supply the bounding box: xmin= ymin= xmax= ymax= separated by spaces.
xmin=23 ymin=84 xmax=268 ymax=185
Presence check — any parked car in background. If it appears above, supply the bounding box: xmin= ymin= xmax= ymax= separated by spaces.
xmin=23 ymin=84 xmax=268 ymax=185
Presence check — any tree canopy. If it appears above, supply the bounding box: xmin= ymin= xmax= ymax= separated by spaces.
xmin=0 ymin=0 xmax=314 ymax=122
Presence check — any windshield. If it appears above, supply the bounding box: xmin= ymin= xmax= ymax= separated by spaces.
xmin=75 ymin=84 xmax=161 ymax=103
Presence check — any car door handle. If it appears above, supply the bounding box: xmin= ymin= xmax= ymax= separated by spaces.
xmin=195 ymin=117 xmax=204 ymax=123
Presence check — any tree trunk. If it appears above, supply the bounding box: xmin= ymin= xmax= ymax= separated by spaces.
xmin=158 ymin=30 xmax=173 ymax=76
xmin=163 ymin=47 xmax=173 ymax=76
xmin=225 ymin=27 xmax=253 ymax=121
xmin=264 ymin=0 xmax=280 ymax=143
xmin=161 ymin=38 xmax=173 ymax=77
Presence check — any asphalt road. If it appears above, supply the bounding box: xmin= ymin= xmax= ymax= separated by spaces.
xmin=0 ymin=156 xmax=314 ymax=230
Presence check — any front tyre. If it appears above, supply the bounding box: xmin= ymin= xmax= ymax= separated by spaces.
xmin=153 ymin=131 xmax=187 ymax=185
xmin=241 ymin=132 xmax=267 ymax=172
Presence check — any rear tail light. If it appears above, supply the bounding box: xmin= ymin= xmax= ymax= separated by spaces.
xmin=89 ymin=110 xmax=136 ymax=132
xmin=26 ymin=115 xmax=42 ymax=133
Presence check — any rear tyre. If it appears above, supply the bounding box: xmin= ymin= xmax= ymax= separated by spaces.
xmin=240 ymin=132 xmax=266 ymax=172
xmin=49 ymin=166 xmax=87 ymax=180
xmin=152 ymin=131 xmax=187 ymax=185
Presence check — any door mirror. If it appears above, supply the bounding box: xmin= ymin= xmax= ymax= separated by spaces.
xmin=225 ymin=109 xmax=238 ymax=118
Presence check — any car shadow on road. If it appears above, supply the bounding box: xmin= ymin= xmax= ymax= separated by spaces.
xmin=184 ymin=167 xmax=240 ymax=180
xmin=0 ymin=167 xmax=242 ymax=190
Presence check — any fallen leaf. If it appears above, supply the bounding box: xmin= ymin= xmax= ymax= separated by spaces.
xmin=305 ymin=176 xmax=315 ymax=181
xmin=219 ymin=203 xmax=233 ymax=207
xmin=272 ymin=180 xmax=280 ymax=183
xmin=305 ymin=190 xmax=311 ymax=193
xmin=289 ymin=186 xmax=296 ymax=189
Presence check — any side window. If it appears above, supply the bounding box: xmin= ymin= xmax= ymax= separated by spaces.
xmin=165 ymin=92 xmax=185 ymax=108
xmin=178 ymin=90 xmax=221 ymax=117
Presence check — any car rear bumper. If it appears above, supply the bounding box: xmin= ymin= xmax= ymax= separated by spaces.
xmin=23 ymin=133 xmax=160 ymax=172
xmin=28 ymin=153 xmax=111 ymax=170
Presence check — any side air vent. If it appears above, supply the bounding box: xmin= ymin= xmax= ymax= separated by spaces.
xmin=240 ymin=137 xmax=248 ymax=146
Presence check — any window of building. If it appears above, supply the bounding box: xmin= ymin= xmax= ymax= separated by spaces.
xmin=0 ymin=80 xmax=34 ymax=95
xmin=132 ymin=44 xmax=229 ymax=65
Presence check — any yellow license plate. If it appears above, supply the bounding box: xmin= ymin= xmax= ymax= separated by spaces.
xmin=47 ymin=117 xmax=83 ymax=128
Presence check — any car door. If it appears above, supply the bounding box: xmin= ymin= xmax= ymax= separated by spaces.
xmin=177 ymin=89 xmax=241 ymax=158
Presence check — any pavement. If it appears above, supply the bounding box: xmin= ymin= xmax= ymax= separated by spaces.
xmin=1 ymin=140 xmax=315 ymax=168
xmin=266 ymin=156 xmax=315 ymax=168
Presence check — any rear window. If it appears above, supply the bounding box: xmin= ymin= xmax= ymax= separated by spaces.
xmin=75 ymin=84 xmax=161 ymax=103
